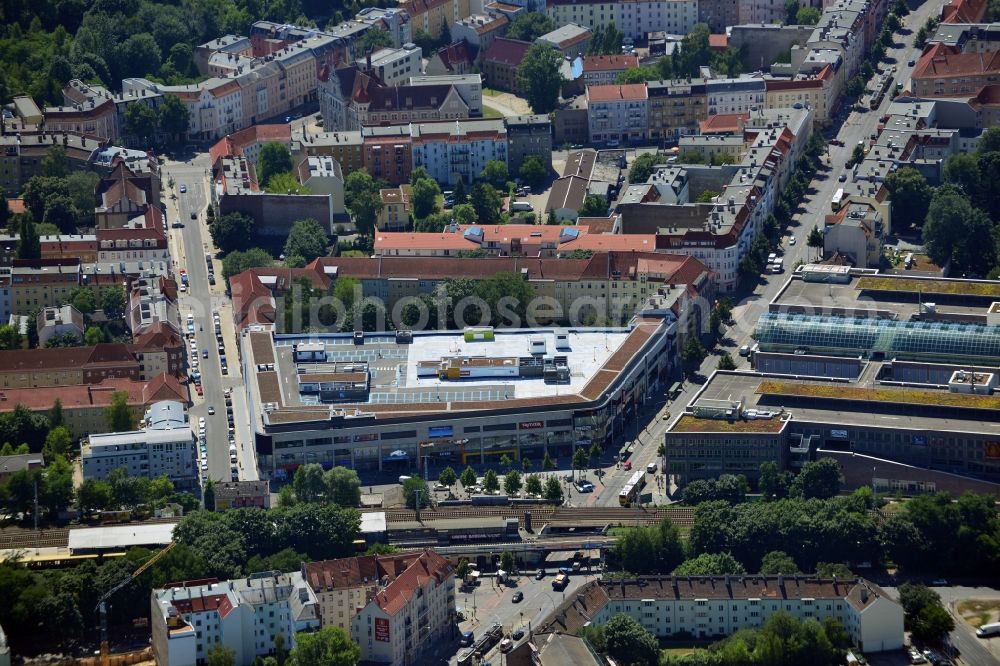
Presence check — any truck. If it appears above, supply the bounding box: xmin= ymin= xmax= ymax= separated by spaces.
xmin=552 ymin=573 xmax=569 ymax=590
xmin=977 ymin=622 xmax=1000 ymax=638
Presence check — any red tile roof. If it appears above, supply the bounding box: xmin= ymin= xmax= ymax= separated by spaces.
xmin=941 ymin=0 xmax=987 ymax=22
xmin=0 ymin=377 xmax=156 ymax=412
xmin=709 ymin=34 xmax=728 ymax=50
xmin=482 ymin=38 xmax=532 ymax=66
xmin=303 ymin=552 xmax=425 ymax=592
xmin=7 ymin=199 xmax=24 ymax=215
xmin=432 ymin=41 xmax=472 ymax=73
xmin=699 ymin=113 xmax=748 ymax=135
xmin=587 ymin=84 xmax=648 ymax=102
xmin=913 ymin=42 xmax=1000 ymax=80
xmin=582 ymin=54 xmax=639 ymax=72
xmin=372 ymin=550 xmax=453 ymax=616
xmin=171 ymin=593 xmax=236 ymax=619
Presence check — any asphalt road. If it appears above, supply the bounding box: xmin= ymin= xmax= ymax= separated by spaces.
xmin=163 ymin=156 xmax=258 ymax=485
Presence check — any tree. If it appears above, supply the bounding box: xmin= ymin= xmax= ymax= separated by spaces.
xmin=345 ymin=170 xmax=383 ymax=235
xmin=43 ymin=194 xmax=77 ymax=234
xmin=613 ymin=518 xmax=685 ymax=575
xmin=807 ymin=226 xmax=824 ymax=252
xmin=451 ymin=203 xmax=477 ymax=225
xmin=0 ymin=324 xmax=21 ymax=351
xmin=796 ymin=6 xmax=821 ymax=23
xmin=123 ymin=103 xmax=158 ymax=143
xmin=41 ymin=454 xmax=74 ymax=515
xmin=673 ymin=552 xmax=747 ymax=576
xmin=402 ymin=476 xmax=430 ymax=508
xmin=293 ymin=463 xmax=326 ymax=502
xmin=77 ymin=478 xmax=114 ymax=514
xmin=15 ymin=216 xmax=40 ymax=260
xmin=506 ymin=12 xmax=555 ymax=41
xmin=789 ymin=458 xmax=841 ymax=499
xmin=324 ymin=467 xmax=361 ymax=507
xmin=355 ymin=28 xmax=392 ymax=56
xmin=40 ymin=146 xmax=68 ymax=178
xmin=460 ymin=466 xmax=477 ymax=488
xmin=504 ymin=470 xmax=522 ymax=496
xmin=469 ymin=183 xmax=503 ymax=225
xmin=604 ymin=614 xmax=659 ymax=666
xmin=758 ymin=461 xmax=789 ymax=500
xmin=206 ymin=645 xmax=236 ymax=666
xmin=516 ymin=43 xmax=563 ymax=114
xmin=911 ymin=603 xmax=955 ymax=643
xmin=48 ymin=399 xmax=64 ymax=429
xmin=518 ymin=155 xmax=547 ymax=189
xmin=695 ymin=189 xmax=720 ymax=203
xmin=479 ymin=160 xmax=509 ymax=187
xmin=411 ymin=177 xmax=441 ymax=220
xmin=717 ymin=353 xmax=736 ymax=370
xmin=290 ymin=626 xmax=360 ymax=666
xmin=259 ymin=142 xmax=294 ymax=187
xmin=265 ymin=171 xmax=309 ymax=195
xmin=543 ymin=475 xmax=563 ymax=502
xmin=884 ymin=167 xmax=932 ymax=229
xmin=105 ymin=390 xmax=134 ymax=431
xmin=759 ymin=550 xmax=801 ymax=575
xmin=483 ymin=469 xmax=500 ymax=493
xmin=101 ymin=285 xmax=127 ymax=320
xmin=222 ymin=247 xmax=273 ymax=283
xmin=438 ymin=466 xmax=457 ymax=488
xmin=978 ymin=126 xmax=1000 ymax=154
xmin=898 ymin=583 xmax=942 ymax=621
xmin=682 ymin=475 xmax=748 ymax=504
xmin=283 ymin=219 xmax=328 ymax=263
xmin=942 ymin=152 xmax=980 ymax=196
xmin=847 ymin=76 xmax=865 ymax=98
xmin=542 ymin=451 xmax=556 ymax=470
xmin=572 ymin=447 xmax=588 ymax=482
xmin=681 ymin=336 xmax=706 ymax=374
xmin=210 ymin=212 xmax=255 ymax=253
xmin=43 ymin=426 xmax=72 ymax=460
xmin=525 ymin=474 xmax=543 ymax=496
xmin=578 ymin=194 xmax=608 ymax=217
xmin=500 ymin=549 xmax=515 ymax=573
xmin=158 ymin=94 xmax=190 ymax=138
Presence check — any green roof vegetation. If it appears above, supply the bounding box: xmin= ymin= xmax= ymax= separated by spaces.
xmin=856 ymin=276 xmax=1000 ymax=298
xmin=757 ymin=380 xmax=1000 ymax=410
xmin=670 ymin=414 xmax=786 ymax=433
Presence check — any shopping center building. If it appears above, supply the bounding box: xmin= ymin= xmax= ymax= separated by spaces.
xmin=243 ymin=320 xmax=679 ymax=480
xmin=665 ymin=268 xmax=1000 ymax=489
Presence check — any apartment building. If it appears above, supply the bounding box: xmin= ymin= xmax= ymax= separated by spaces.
xmin=213 ymin=480 xmax=271 ymax=511
xmin=94 ymin=161 xmax=162 ymax=230
xmin=546 ymin=0 xmax=698 ymax=42
xmin=647 ymin=78 xmax=708 ymax=143
xmin=0 ymin=374 xmax=187 ymax=438
xmin=587 ymin=84 xmax=648 ymax=145
xmin=480 ymin=38 xmax=532 ymax=94
xmin=0 ymin=234 xmax=98 ymax=265
xmin=36 ymin=305 xmax=84 ymax=347
xmin=765 ymin=67 xmax=835 ymax=125
xmin=0 ymin=130 xmax=102 ymax=197
xmin=453 ymin=13 xmax=510 ymax=54
xmin=505 ymin=114 xmax=553 ymax=173
xmin=536 ymin=23 xmax=593 ymax=56
xmin=912 ymin=42 xmax=1000 ymax=96
xmin=207 ymin=125 xmax=292 ymax=170
xmin=351 ymin=550 xmax=455 ymax=665
xmin=43 ymin=97 xmax=119 ymax=143
xmin=293 ymin=130 xmax=365 ymax=176
xmin=360 ymin=45 xmax=423 ymax=85
xmin=582 ymin=55 xmax=640 ymax=86
xmin=400 ymin=0 xmax=472 ymax=39
xmin=425 ymin=41 xmax=474 ymax=76
xmin=302 ymin=551 xmax=440 ymax=633
xmin=363 ymin=125 xmax=414 ymax=185
xmin=373 ymin=223 xmax=657 ymax=257
xmin=411 ymin=118 xmax=508 ymax=185
xmin=377 ymin=185 xmax=413 ymax=231
xmin=698 ymin=0 xmax=740 ymax=32
xmin=81 ymin=400 xmax=197 ymax=486
xmin=706 ymin=77 xmax=766 ymax=116
xmin=823 ymin=202 xmax=885 ymax=268
xmin=96 ymin=226 xmax=170 ymax=263
xmin=355 ymin=7 xmax=414 ymax=47
xmin=151 ymin=572 xmax=320 ymax=666
xmin=540 ymin=577 xmax=903 ymax=652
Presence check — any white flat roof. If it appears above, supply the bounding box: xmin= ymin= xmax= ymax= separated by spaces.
xmin=68 ymin=522 xmax=176 ymax=553
xmin=361 ymin=511 xmax=387 ymax=533
xmin=403 ymin=330 xmax=630 ymax=399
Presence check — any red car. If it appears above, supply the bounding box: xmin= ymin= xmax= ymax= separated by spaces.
xmin=195 ymin=384 xmax=203 ymax=396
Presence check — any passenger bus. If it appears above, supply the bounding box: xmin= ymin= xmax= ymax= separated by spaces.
xmin=619 ymin=470 xmax=647 ymax=506
xmin=831 ymin=188 xmax=845 ymax=212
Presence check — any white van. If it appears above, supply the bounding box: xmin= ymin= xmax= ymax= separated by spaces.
xmin=510 ymin=201 xmax=533 ymax=213
xmin=399 ymin=475 xmax=412 ymax=484
xmin=977 ymin=622 xmax=1000 ymax=638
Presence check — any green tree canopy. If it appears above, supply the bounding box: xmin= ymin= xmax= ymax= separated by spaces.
xmin=518 ymin=155 xmax=547 ymax=189
xmin=105 ymin=390 xmax=134 ymax=431
xmin=222 ymin=247 xmax=273 ymax=283
xmin=884 ymin=167 xmax=932 ymax=228
xmin=258 ymin=142 xmax=294 ymax=187
xmin=355 ymin=28 xmax=392 ymax=56
xmin=673 ymin=552 xmax=747 ymax=576
xmin=796 ymin=6 xmax=821 ymax=23
xmin=289 ymin=626 xmax=360 ymax=666
xmin=16 ymin=217 xmax=41 ymax=260
xmin=283 ymin=218 xmax=329 ymax=263
xmin=402 ymin=476 xmax=430 ymax=508
xmin=324 ymin=467 xmax=361 ymax=507
xmin=506 ymin=12 xmax=555 ymax=41
xmin=759 ymin=550 xmax=802 ymax=575
xmin=158 ymin=94 xmax=190 ymax=138
xmin=345 ymin=170 xmax=383 ymax=235
xmin=789 ymin=458 xmax=842 ymax=499
xmin=578 ymin=194 xmax=608 ymax=217
xmin=605 ymin=614 xmax=659 ymax=666
xmin=516 ymin=43 xmax=563 ymax=114
xmin=210 ymin=212 xmax=255 ymax=253
xmin=411 ymin=177 xmax=441 ymax=220
xmin=479 ymin=160 xmax=509 ymax=187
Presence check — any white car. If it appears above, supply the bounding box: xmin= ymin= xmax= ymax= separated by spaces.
xmin=789 ymin=235 xmax=796 ymax=245
xmin=198 ymin=416 xmax=206 ymax=425
xmin=179 ymin=184 xmax=187 ymax=193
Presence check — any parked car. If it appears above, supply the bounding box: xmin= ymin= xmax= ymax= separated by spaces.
xmin=739 ymin=345 xmax=751 ymax=357
xmin=179 ymin=184 xmax=187 ymax=193
xmin=512 ymin=591 xmax=523 ymax=603
xmin=535 ymin=570 xmax=545 ymax=580
xmin=512 ymin=629 xmax=525 ymax=641
xmin=208 ymin=405 xmax=215 ymax=415
xmin=500 ymin=639 xmax=513 ymax=653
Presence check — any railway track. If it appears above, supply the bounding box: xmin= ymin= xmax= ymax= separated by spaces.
xmin=383 ymin=504 xmax=557 ymax=523
xmin=0 ymin=516 xmax=180 ymax=551
xmin=379 ymin=504 xmax=695 ymax=526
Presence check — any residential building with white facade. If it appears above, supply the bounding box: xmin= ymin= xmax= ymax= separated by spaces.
xmin=587 ymin=84 xmax=648 ymax=145
xmin=410 ymin=118 xmax=508 ymax=185
xmin=350 ymin=550 xmax=455 ymax=665
xmin=150 ymin=571 xmax=320 ymax=666
xmin=355 ymin=7 xmax=413 ymax=47
xmin=540 ymin=576 xmax=904 ymax=653
xmin=706 ymin=77 xmax=767 ymax=116
xmin=81 ymin=401 xmax=197 ymax=488
xmin=546 ymin=0 xmax=698 ymax=41
xmin=36 ymin=305 xmax=84 ymax=347
xmin=361 ymin=44 xmax=423 ymax=85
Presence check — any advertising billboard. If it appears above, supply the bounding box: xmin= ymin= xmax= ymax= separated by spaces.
xmin=375 ymin=617 xmax=390 ymax=642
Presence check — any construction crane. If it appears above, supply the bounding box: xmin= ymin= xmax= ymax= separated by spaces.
xmin=95 ymin=541 xmax=177 ymax=666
